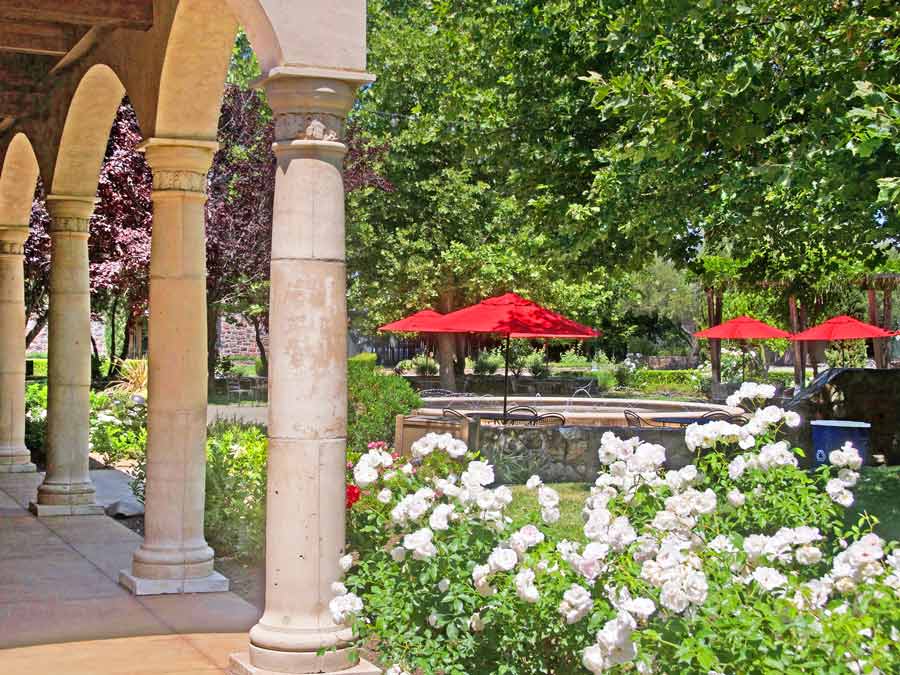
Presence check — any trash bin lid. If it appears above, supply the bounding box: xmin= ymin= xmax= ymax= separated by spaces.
xmin=810 ymin=420 xmax=871 ymax=428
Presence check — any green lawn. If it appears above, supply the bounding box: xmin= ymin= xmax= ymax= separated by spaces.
xmin=509 ymin=467 xmax=900 ymax=542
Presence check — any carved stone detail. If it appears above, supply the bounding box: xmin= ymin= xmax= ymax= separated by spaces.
xmin=51 ymin=217 xmax=90 ymax=234
xmin=153 ymin=170 xmax=208 ymax=194
xmin=0 ymin=241 xmax=24 ymax=255
xmin=274 ymin=112 xmax=345 ymax=144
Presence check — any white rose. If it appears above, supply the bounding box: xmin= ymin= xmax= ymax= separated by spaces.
xmin=727 ymin=489 xmax=746 ymax=508
xmin=469 ymin=612 xmax=485 ymax=632
xmin=429 ymin=503 xmax=454 ymax=531
xmin=526 ymin=474 xmax=543 ymax=489
xmin=488 ymin=547 xmax=518 ymax=572
xmin=796 ymin=545 xmax=823 ymax=566
xmin=582 ymin=645 xmax=607 ymax=674
xmin=752 ymin=566 xmax=787 ymax=591
xmin=438 ymin=578 xmax=450 ymax=593
xmin=390 ymin=546 xmax=406 ymax=562
xmin=353 ymin=462 xmax=378 ymax=488
xmin=339 ymin=554 xmax=354 ymax=572
xmin=377 ymin=488 xmax=392 ymax=504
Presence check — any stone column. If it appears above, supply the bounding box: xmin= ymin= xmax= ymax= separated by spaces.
xmin=229 ymin=74 xmax=378 ymax=675
xmin=119 ymin=138 xmax=227 ymax=595
xmin=0 ymin=226 xmax=34 ymax=473
xmin=30 ymin=196 xmax=102 ymax=516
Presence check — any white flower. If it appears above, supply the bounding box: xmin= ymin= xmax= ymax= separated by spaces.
xmin=622 ymin=596 xmax=656 ymax=622
xmin=582 ymin=645 xmax=607 ymax=674
xmin=560 ymin=584 xmax=594 ymax=624
xmin=752 ymin=566 xmax=787 ymax=592
xmin=538 ymin=485 xmax=560 ymax=509
xmin=403 ymin=528 xmax=437 ymax=560
xmin=514 ymin=568 xmax=540 ymax=603
xmin=727 ymin=489 xmax=746 ymax=507
xmin=509 ymin=524 xmax=545 ymax=555
xmin=660 ymin=580 xmax=689 ymax=613
xmin=385 ymin=666 xmax=409 ymax=675
xmin=743 ymin=534 xmax=768 ymax=561
xmin=461 ymin=461 xmax=495 ymax=489
xmin=331 ymin=581 xmax=347 ymax=595
xmin=353 ymin=462 xmax=378 ymax=488
xmin=339 ymin=554 xmax=354 ymax=572
xmin=728 ymin=455 xmax=748 ymax=480
xmin=429 ymin=503 xmax=454 ymax=531
xmin=438 ymin=578 xmax=450 ymax=592
xmin=784 ymin=411 xmax=801 ymax=428
xmin=541 ymin=506 xmax=561 ymax=525
xmin=329 ymin=591 xmax=363 ymax=625
xmin=683 ymin=570 xmax=708 ymax=604
xmin=390 ymin=546 xmax=406 ymax=562
xmin=469 ymin=612 xmax=485 ymax=632
xmin=400 ymin=463 xmax=414 ymax=475
xmin=488 ymin=547 xmax=518 ymax=572
xmin=447 ymin=438 xmax=469 ymax=459
xmin=708 ymin=535 xmax=737 ymax=554
xmin=796 ymin=545 xmax=823 ymax=566
xmin=377 ymin=488 xmax=392 ymax=504
xmin=526 ymin=474 xmax=543 ymax=489
xmin=838 ymin=468 xmax=859 ymax=487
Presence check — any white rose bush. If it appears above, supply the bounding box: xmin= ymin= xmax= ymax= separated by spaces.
xmin=338 ymin=387 xmax=900 ymax=674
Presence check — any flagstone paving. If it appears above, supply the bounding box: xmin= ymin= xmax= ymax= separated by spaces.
xmin=0 ymin=474 xmax=259 ymax=674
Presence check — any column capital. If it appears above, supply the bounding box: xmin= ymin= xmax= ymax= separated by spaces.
xmin=140 ymin=137 xmax=218 ymax=197
xmin=261 ymin=71 xmax=373 ymax=148
xmin=0 ymin=226 xmax=28 ymax=253
xmin=46 ymin=195 xmax=95 ymax=234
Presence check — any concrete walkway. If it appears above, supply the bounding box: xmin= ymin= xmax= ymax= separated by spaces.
xmin=0 ymin=473 xmax=260 ymax=674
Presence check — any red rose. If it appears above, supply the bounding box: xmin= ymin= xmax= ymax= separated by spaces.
xmin=346 ymin=484 xmax=362 ymax=508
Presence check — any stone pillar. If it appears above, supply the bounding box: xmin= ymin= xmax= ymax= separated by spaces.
xmin=0 ymin=226 xmax=34 ymax=473
xmin=30 ymin=196 xmax=102 ymax=516
xmin=119 ymin=138 xmax=227 ymax=595
xmin=229 ymin=74 xmax=378 ymax=675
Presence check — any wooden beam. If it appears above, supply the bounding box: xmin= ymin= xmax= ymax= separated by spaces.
xmin=0 ymin=1 xmax=153 ymax=31
xmin=0 ymin=21 xmax=78 ymax=56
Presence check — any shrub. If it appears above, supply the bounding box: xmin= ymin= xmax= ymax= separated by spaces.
xmin=89 ymin=391 xmax=148 ymax=466
xmin=474 ymin=349 xmax=505 ymax=376
xmin=107 ymin=359 xmax=148 ymax=396
xmin=412 ymin=354 xmax=439 ymax=376
xmin=592 ymin=369 xmax=616 ymax=392
xmin=255 ymin=356 xmax=268 ymax=376
xmin=349 ymin=352 xmax=378 ymax=369
xmin=524 ymin=350 xmax=549 ymax=378
xmin=348 ymin=360 xmax=422 ymax=456
xmin=630 ymin=369 xmax=702 ymax=394
xmin=826 ymin=340 xmax=868 ymax=368
xmin=558 ymin=345 xmax=590 ymax=367
xmin=204 ymin=421 xmax=268 ymax=562
xmin=337 ymin=390 xmax=900 ymax=675
xmin=24 ymin=383 xmax=47 ymax=451
xmin=395 ymin=358 xmax=414 ymax=374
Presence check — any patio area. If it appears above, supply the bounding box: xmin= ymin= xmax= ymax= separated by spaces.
xmin=0 ymin=473 xmax=258 ymax=673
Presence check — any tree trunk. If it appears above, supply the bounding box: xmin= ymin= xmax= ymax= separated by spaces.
xmin=705 ymin=288 xmax=722 ymax=385
xmin=107 ymin=295 xmax=119 ymax=375
xmin=798 ymin=302 xmax=808 ymax=383
xmin=207 ymin=305 xmax=220 ymax=393
xmin=436 ymin=333 xmax=457 ymax=391
xmin=25 ymin=311 xmax=48 ymax=349
xmin=884 ymin=289 xmax=894 ymax=368
xmin=788 ymin=295 xmax=804 ymax=389
xmin=868 ymin=288 xmax=884 ymax=367
xmin=251 ymin=315 xmax=268 ymax=373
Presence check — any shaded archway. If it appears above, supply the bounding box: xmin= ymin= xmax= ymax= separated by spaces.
xmin=0 ymin=132 xmax=40 ymax=473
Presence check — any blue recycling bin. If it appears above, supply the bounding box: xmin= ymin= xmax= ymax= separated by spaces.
xmin=810 ymin=420 xmax=871 ymax=468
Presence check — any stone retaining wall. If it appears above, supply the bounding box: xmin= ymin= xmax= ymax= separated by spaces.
xmin=475 ymin=424 xmax=691 ymax=485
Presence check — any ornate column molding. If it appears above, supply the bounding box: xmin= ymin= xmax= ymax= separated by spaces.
xmin=263 ymin=73 xmax=373 ymax=154
xmin=46 ymin=195 xmax=95 ymax=236
xmin=0 ymin=228 xmax=27 ymax=256
xmin=141 ymin=138 xmax=218 ymax=201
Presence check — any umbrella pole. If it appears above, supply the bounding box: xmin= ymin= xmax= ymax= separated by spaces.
xmin=503 ymin=334 xmax=511 ymax=419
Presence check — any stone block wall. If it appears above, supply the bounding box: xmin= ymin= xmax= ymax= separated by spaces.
xmin=474 ymin=424 xmax=692 ymax=484
xmin=27 ymin=320 xmax=106 ymax=356
xmin=218 ymin=318 xmax=269 ymax=357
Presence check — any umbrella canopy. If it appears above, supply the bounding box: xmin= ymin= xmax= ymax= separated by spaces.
xmin=694 ymin=315 xmax=792 ymax=340
xmin=790 ymin=315 xmax=895 ymax=341
xmin=430 ymin=292 xmax=600 ymax=338
xmin=379 ymin=309 xmax=444 ymax=333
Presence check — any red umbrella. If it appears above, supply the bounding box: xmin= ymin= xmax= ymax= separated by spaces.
xmin=791 ymin=315 xmax=894 ymax=368
xmin=379 ymin=309 xmax=444 ymax=332
xmin=790 ymin=315 xmax=894 ymax=341
xmin=430 ymin=293 xmax=599 ymax=339
xmin=694 ymin=315 xmax=792 ymax=340
xmin=431 ymin=293 xmax=600 ymax=416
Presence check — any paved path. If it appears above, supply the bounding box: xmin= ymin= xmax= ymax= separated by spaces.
xmin=0 ymin=473 xmax=259 ymax=674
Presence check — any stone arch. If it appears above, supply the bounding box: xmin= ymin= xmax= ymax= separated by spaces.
xmin=0 ymin=133 xmax=39 ymax=226
xmin=223 ymin=0 xmax=368 ymax=76
xmin=154 ymin=0 xmax=238 ymax=141
xmin=50 ymin=64 xmax=126 ymax=199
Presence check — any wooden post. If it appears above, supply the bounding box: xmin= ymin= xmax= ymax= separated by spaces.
xmin=788 ymin=295 xmax=804 ymax=389
xmin=798 ymin=303 xmax=808 ymax=383
xmin=868 ymin=289 xmax=883 ymax=368
xmin=885 ymin=289 xmax=894 ymax=367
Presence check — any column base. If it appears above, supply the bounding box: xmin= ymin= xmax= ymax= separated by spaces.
xmin=0 ymin=461 xmax=36 ymax=473
xmin=118 ymin=569 xmax=229 ymax=595
xmin=228 ymin=651 xmax=381 ymax=675
xmin=29 ymin=502 xmax=105 ymax=516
